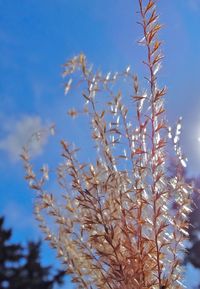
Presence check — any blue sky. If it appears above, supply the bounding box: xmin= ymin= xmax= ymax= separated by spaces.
xmin=0 ymin=0 xmax=200 ymax=288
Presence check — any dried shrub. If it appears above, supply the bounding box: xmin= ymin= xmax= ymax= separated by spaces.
xmin=22 ymin=1 xmax=193 ymax=288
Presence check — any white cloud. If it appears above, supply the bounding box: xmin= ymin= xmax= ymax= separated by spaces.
xmin=0 ymin=115 xmax=50 ymax=162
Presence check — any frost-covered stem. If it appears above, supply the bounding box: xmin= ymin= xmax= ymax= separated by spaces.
xmin=72 ymin=230 xmax=113 ymax=289
xmin=87 ymin=81 xmax=116 ymax=171
xmin=136 ymin=105 xmax=146 ymax=286
xmin=138 ymin=1 xmax=163 ymax=286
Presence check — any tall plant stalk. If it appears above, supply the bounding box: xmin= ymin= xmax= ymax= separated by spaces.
xmin=22 ymin=1 xmax=192 ymax=288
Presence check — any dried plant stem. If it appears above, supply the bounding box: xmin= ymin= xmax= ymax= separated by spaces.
xmin=22 ymin=1 xmax=192 ymax=288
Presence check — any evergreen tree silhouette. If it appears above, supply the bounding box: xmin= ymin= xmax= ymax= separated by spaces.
xmin=0 ymin=216 xmax=65 ymax=289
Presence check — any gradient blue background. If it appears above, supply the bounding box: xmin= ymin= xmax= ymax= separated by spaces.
xmin=0 ymin=0 xmax=200 ymax=287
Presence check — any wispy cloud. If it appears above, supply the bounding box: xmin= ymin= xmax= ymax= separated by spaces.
xmin=188 ymin=0 xmax=200 ymax=11
xmin=0 ymin=115 xmax=51 ymax=162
